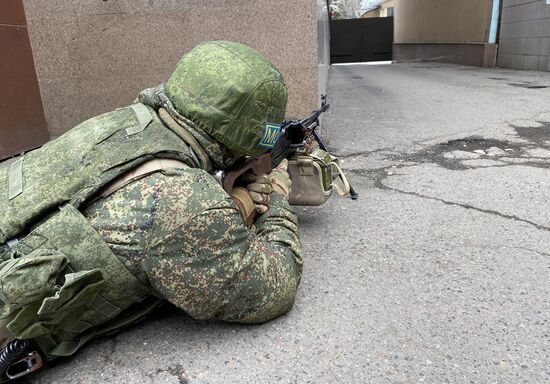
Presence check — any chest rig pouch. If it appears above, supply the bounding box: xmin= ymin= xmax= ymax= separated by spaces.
xmin=0 ymin=204 xmax=154 ymax=360
xmin=287 ymin=149 xmax=350 ymax=206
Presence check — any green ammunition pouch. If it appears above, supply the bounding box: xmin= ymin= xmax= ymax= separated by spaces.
xmin=0 ymin=205 xmax=155 ymax=359
xmin=287 ymin=149 xmax=350 ymax=206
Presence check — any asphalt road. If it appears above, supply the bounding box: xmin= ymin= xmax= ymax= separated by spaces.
xmin=26 ymin=63 xmax=549 ymax=384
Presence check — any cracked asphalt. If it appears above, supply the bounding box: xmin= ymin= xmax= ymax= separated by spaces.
xmin=25 ymin=63 xmax=549 ymax=384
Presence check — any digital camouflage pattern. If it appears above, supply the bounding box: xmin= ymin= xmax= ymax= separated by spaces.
xmin=0 ymin=104 xmax=194 ymax=244
xmin=2 ymin=205 xmax=149 ymax=351
xmin=0 ymin=41 xmax=301 ymax=360
xmin=83 ymin=167 xmax=302 ymax=323
xmin=166 ymin=41 xmax=288 ymax=157
xmin=0 ymin=103 xmax=194 ymax=357
xmin=0 ymin=102 xmax=302 ymax=356
xmin=136 ymin=84 xmax=234 ymax=172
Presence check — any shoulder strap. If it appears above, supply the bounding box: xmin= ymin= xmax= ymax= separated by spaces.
xmin=158 ymin=108 xmax=212 ymax=172
xmin=98 ymin=158 xmax=189 ymax=199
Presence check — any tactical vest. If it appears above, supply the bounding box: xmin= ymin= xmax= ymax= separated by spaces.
xmin=0 ymin=104 xmax=195 ymax=359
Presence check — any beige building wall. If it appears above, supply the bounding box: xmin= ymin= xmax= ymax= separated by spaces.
xmin=23 ymin=1 xmax=319 ymax=137
xmin=362 ymin=9 xmax=381 ymax=18
xmin=395 ymin=0 xmax=493 ymax=43
xmin=394 ymin=0 xmax=498 ymax=66
xmin=380 ymin=0 xmax=395 ymax=18
xmin=361 ymin=0 xmax=394 ymax=18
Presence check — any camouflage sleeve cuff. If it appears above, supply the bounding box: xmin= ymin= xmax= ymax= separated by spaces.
xmin=254 ymin=193 xmax=300 ymax=258
xmin=256 ymin=193 xmax=295 ymax=227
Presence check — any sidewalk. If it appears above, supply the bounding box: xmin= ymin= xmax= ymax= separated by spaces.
xmin=28 ymin=63 xmax=550 ymax=384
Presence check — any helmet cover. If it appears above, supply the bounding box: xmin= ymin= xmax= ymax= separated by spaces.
xmin=166 ymin=41 xmax=288 ymax=156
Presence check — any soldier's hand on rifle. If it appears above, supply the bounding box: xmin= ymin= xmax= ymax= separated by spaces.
xmin=269 ymin=159 xmax=291 ymax=199
xmin=304 ymin=136 xmax=320 ymax=154
xmin=246 ymin=174 xmax=273 ymax=214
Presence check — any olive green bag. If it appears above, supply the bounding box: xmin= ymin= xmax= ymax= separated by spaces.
xmin=287 ymin=149 xmax=350 ymax=206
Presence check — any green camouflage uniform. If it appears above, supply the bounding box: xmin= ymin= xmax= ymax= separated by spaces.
xmin=88 ymin=41 xmax=302 ymax=323
xmin=82 ymin=146 xmax=302 ymax=323
xmin=0 ymin=41 xmax=299 ymax=363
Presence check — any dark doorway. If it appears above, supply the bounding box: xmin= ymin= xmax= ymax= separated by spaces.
xmin=330 ymin=17 xmax=394 ymax=64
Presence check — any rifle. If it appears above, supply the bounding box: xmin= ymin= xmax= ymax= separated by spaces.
xmin=222 ymin=95 xmax=358 ymax=200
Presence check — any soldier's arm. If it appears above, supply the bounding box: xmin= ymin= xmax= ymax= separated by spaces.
xmin=142 ymin=169 xmax=302 ymax=323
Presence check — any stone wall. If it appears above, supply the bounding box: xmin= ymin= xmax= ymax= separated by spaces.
xmin=498 ymin=0 xmax=550 ymax=71
xmin=24 ymin=0 xmax=319 ymax=137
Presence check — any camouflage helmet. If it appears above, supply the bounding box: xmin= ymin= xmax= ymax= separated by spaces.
xmin=165 ymin=41 xmax=288 ymax=157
